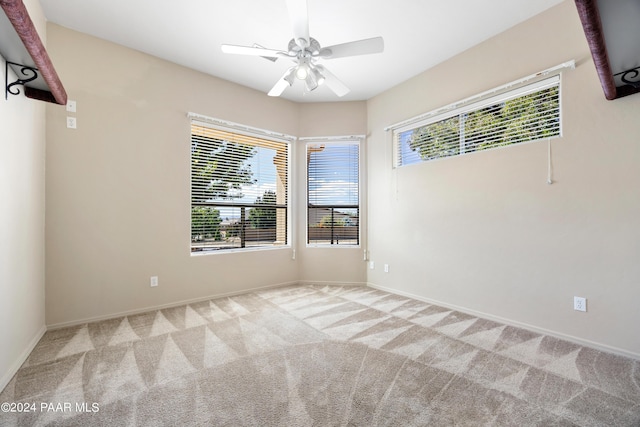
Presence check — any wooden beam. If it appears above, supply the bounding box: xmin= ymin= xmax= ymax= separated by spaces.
xmin=0 ymin=0 xmax=67 ymax=104
xmin=574 ymin=0 xmax=617 ymax=100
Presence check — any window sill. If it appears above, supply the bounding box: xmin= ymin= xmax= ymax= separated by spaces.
xmin=190 ymin=244 xmax=292 ymax=257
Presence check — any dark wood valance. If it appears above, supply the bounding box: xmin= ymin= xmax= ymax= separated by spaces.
xmin=1 ymin=0 xmax=67 ymax=104
xmin=574 ymin=0 xmax=640 ymax=100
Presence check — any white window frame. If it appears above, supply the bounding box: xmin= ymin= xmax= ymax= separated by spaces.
xmin=302 ymin=136 xmax=363 ymax=248
xmin=386 ymin=61 xmax=575 ymax=168
xmin=189 ymin=113 xmax=294 ymax=255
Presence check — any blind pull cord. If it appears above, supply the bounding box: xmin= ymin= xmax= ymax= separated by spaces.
xmin=547 ymin=138 xmax=553 ymax=185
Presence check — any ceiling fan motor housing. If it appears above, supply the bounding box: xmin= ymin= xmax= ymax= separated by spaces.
xmin=288 ymin=37 xmax=321 ymax=57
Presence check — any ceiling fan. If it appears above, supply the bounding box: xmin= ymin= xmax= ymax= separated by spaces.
xmin=221 ymin=0 xmax=384 ymax=98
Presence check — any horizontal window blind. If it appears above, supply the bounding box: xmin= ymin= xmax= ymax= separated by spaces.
xmin=395 ymin=75 xmax=561 ymax=166
xmin=191 ymin=122 xmax=289 ymax=253
xmin=307 ymin=142 xmax=359 ymax=246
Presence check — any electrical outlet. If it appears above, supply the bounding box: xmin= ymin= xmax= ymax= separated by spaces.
xmin=369 ymin=261 xmax=374 ymax=270
xmin=66 ymin=100 xmax=76 ymax=112
xmin=573 ymin=296 xmax=586 ymax=312
xmin=384 ymin=264 xmax=389 ymax=273
xmin=66 ymin=116 xmax=77 ymax=129
xmin=150 ymin=276 xmax=158 ymax=287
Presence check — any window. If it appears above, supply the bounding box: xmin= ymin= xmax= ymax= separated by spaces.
xmin=395 ymin=75 xmax=561 ymax=166
xmin=306 ymin=140 xmax=360 ymax=246
xmin=190 ymin=119 xmax=290 ymax=253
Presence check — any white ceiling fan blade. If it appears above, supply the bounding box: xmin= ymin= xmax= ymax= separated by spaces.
xmin=286 ymin=0 xmax=309 ymax=47
xmin=268 ymin=67 xmax=296 ymax=97
xmin=316 ymin=65 xmax=349 ymax=97
xmin=319 ymin=37 xmax=384 ymax=59
xmin=221 ymin=44 xmax=285 ymax=58
xmin=268 ymin=79 xmax=289 ymax=97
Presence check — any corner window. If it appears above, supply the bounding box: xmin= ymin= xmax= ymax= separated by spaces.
xmin=190 ymin=119 xmax=290 ymax=253
xmin=395 ymin=75 xmax=561 ymax=166
xmin=306 ymin=140 xmax=360 ymax=246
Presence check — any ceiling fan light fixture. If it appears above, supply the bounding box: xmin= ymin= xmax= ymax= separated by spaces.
xmin=310 ymin=66 xmax=325 ymax=86
xmin=295 ymin=63 xmax=309 ymax=80
xmin=284 ymin=67 xmax=296 ymax=85
xmin=304 ymin=72 xmax=318 ymax=91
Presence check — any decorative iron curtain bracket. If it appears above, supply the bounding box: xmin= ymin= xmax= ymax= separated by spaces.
xmin=615 ymin=67 xmax=640 ymax=89
xmin=5 ymin=61 xmax=39 ymax=99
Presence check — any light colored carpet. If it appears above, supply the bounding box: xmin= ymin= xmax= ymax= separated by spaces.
xmin=1 ymin=284 xmax=639 ymax=426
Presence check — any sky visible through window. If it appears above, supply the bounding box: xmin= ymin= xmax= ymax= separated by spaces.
xmin=399 ymin=130 xmax=421 ymax=166
xmin=308 ymin=143 xmax=359 ymax=207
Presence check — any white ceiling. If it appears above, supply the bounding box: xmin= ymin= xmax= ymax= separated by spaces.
xmin=39 ymin=0 xmax=564 ymax=103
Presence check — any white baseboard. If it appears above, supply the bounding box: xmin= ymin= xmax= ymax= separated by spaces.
xmin=0 ymin=324 xmax=46 ymax=393
xmin=367 ymin=282 xmax=640 ymax=361
xmin=297 ymin=280 xmax=367 ymax=287
xmin=47 ymin=280 xmax=300 ymax=330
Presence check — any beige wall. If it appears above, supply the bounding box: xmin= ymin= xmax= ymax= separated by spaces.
xmin=0 ymin=0 xmax=47 ymax=390
xmin=44 ymin=25 xmax=367 ymax=327
xmin=366 ymin=0 xmax=640 ymax=357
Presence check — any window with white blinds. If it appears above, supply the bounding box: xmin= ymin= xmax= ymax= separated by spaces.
xmin=307 ymin=141 xmax=359 ymax=246
xmin=395 ymin=76 xmax=561 ymax=166
xmin=191 ymin=121 xmax=290 ymax=253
